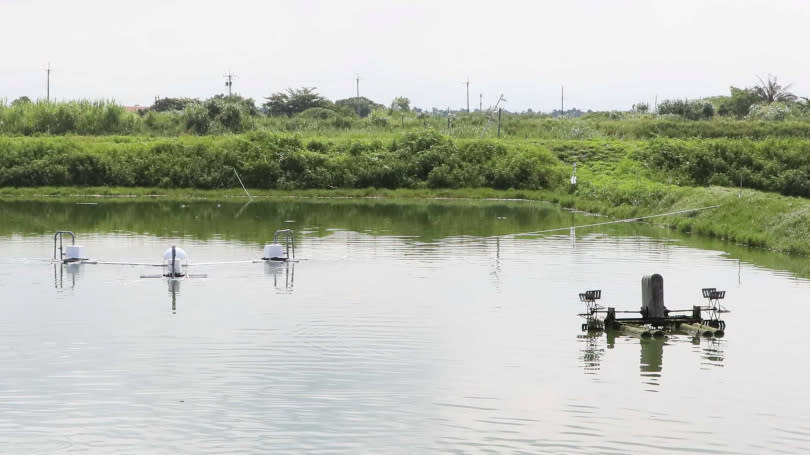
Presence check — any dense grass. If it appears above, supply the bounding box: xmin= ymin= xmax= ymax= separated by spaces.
xmin=0 ymin=130 xmax=567 ymax=190
xmin=0 ymin=100 xmax=140 ymax=135
xmin=573 ymin=118 xmax=810 ymax=139
xmin=633 ymin=138 xmax=810 ymax=197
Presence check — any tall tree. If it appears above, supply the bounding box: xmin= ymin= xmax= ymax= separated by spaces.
xmin=753 ymin=74 xmax=797 ymax=104
xmin=11 ymin=96 xmax=31 ymax=106
xmin=717 ymin=87 xmax=760 ymax=118
xmin=390 ymin=97 xmax=410 ymax=112
xmin=335 ymin=96 xmax=384 ymax=118
xmin=151 ymin=97 xmax=198 ymax=112
xmin=263 ymin=87 xmax=329 ymax=117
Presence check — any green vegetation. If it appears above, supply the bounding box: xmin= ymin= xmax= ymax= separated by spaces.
xmin=7 ymin=75 xmax=810 ymax=257
xmin=4 ymin=129 xmax=810 ymax=256
xmin=0 ymin=131 xmax=566 ymax=190
xmin=3 ymin=74 xmax=810 ymax=139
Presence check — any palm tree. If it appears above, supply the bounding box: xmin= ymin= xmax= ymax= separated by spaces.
xmin=753 ymin=74 xmax=797 ymax=104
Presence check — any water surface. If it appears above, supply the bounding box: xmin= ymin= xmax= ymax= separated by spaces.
xmin=0 ymin=199 xmax=808 ymax=453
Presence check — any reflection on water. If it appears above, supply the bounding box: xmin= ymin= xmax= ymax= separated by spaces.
xmin=578 ymin=333 xmax=605 ymax=374
xmin=640 ymin=338 xmax=665 ymax=389
xmin=698 ymin=337 xmax=726 ymax=368
xmin=168 ymin=278 xmax=180 ymax=314
xmin=490 ymin=236 xmax=502 ymax=290
xmin=579 ymin=332 xmax=725 ymax=388
xmin=264 ymin=261 xmax=295 ymax=292
xmin=53 ymin=262 xmax=82 ymax=289
xmin=2 ymin=199 xmax=810 ymax=453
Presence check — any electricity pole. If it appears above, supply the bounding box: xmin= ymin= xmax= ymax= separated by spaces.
xmin=224 ymin=72 xmax=235 ymax=96
xmin=479 ymin=92 xmax=483 ymax=112
xmin=355 ymin=73 xmax=360 ymax=99
xmin=464 ymin=77 xmax=470 ymax=112
xmin=45 ymin=62 xmax=52 ymax=102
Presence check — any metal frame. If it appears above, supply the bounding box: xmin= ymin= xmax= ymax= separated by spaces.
xmin=273 ymin=229 xmax=295 ymax=260
xmin=53 ymin=231 xmax=76 ymax=262
xmin=578 ymin=290 xmax=604 ymax=331
xmin=701 ymin=287 xmax=727 ymax=329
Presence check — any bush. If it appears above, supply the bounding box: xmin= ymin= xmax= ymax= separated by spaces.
xmin=635 ymin=137 xmax=810 ymax=197
xmin=0 ymin=131 xmax=568 ymax=191
xmin=657 ymin=99 xmax=714 ymax=120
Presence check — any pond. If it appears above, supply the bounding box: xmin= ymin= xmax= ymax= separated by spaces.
xmin=0 ymin=198 xmax=808 ymax=453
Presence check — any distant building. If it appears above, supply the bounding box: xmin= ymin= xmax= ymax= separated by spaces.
xmin=124 ymin=105 xmax=149 ymax=113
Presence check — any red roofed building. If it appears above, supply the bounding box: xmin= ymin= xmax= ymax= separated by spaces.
xmin=124 ymin=105 xmax=149 ymax=113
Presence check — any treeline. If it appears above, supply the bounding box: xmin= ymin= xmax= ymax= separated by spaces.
xmin=0 ymin=130 xmax=566 ymax=190
xmin=651 ymin=76 xmax=810 ymax=121
xmin=7 ymin=99 xmax=810 ymax=140
xmin=3 ymin=74 xmax=810 ymax=138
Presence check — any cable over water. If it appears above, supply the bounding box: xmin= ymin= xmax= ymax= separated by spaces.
xmin=517 ymin=205 xmax=722 ymax=236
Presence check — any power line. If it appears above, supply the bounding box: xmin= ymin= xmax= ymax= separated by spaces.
xmin=519 ymin=205 xmax=722 ymax=236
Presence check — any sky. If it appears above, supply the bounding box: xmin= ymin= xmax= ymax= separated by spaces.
xmin=1 ymin=0 xmax=809 ymax=112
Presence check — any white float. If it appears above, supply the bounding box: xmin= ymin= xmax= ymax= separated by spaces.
xmin=162 ymin=246 xmax=188 ymax=277
xmin=263 ymin=244 xmax=286 ymax=261
xmin=65 ymin=245 xmax=86 ymax=262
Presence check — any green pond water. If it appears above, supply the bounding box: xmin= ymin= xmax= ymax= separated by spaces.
xmin=0 ymin=198 xmax=808 ymax=454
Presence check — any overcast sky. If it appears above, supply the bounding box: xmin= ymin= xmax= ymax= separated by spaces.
xmin=2 ymin=0 xmax=808 ymax=111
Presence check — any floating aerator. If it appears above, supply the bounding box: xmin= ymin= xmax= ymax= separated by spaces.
xmin=262 ymin=229 xmax=295 ymax=261
xmin=162 ymin=246 xmax=188 ymax=277
xmin=54 ymin=230 xmax=89 ymax=263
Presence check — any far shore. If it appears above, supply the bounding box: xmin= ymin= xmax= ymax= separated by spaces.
xmin=3 ymin=185 xmax=810 ymax=257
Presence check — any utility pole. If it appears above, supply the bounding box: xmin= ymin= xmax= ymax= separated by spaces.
xmin=224 ymin=72 xmax=235 ymax=96
xmin=45 ymin=62 xmax=52 ymax=102
xmin=464 ymin=77 xmax=470 ymax=112
xmin=479 ymin=92 xmax=483 ymax=112
xmin=355 ymin=73 xmax=360 ymax=99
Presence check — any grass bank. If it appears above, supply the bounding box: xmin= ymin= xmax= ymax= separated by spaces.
xmin=4 ymin=131 xmax=810 ymax=255
xmin=3 ymin=183 xmax=810 ymax=256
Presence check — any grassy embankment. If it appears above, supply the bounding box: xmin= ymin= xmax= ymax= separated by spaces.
xmin=3 ymin=129 xmax=810 ymax=254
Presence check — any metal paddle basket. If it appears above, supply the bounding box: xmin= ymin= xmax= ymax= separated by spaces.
xmin=701 ymin=287 xmax=728 ymax=329
xmin=578 ymin=290 xmax=603 ymax=331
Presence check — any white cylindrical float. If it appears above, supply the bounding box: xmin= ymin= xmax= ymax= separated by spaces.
xmin=263 ymin=243 xmax=286 ymax=261
xmin=65 ymin=245 xmax=86 ymax=262
xmin=167 ymin=259 xmax=184 ymax=276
